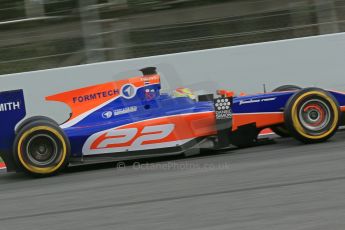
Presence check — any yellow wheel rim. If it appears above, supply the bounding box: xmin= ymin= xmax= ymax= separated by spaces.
xmin=291 ymin=91 xmax=339 ymax=139
xmin=17 ymin=126 xmax=67 ymax=174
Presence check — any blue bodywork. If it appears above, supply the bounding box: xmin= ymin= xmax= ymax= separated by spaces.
xmin=1 ymin=85 xmax=345 ymax=170
xmin=61 ymin=88 xmax=345 ymax=158
xmin=63 ymin=86 xmax=215 ymax=157
xmin=0 ymin=90 xmax=26 ymax=150
xmin=232 ymin=91 xmax=294 ymax=113
xmin=232 ymin=90 xmax=345 ymax=113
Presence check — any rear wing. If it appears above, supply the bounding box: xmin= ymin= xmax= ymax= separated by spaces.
xmin=0 ymin=89 xmax=26 ymax=170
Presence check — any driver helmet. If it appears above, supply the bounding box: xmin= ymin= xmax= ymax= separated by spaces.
xmin=173 ymin=87 xmax=196 ymax=100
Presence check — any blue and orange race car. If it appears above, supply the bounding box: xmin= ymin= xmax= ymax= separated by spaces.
xmin=1 ymin=67 xmax=345 ymax=176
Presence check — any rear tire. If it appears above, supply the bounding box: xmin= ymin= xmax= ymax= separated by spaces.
xmin=284 ymin=88 xmax=340 ymax=143
xmin=13 ymin=120 xmax=70 ymax=177
xmin=16 ymin=116 xmax=58 ymax=134
xmin=271 ymin=85 xmax=302 ymax=137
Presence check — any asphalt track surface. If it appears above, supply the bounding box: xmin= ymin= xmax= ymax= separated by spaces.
xmin=1 ymin=133 xmax=345 ymax=230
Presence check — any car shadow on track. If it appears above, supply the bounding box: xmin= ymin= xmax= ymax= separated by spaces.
xmin=65 ymin=138 xmax=278 ymax=175
xmin=0 ymin=138 xmax=280 ymax=180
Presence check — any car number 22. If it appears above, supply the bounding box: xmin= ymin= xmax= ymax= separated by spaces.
xmin=82 ymin=124 xmax=175 ymax=155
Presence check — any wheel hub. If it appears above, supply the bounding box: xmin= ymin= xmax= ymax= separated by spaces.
xmin=299 ymin=99 xmax=331 ymax=132
xmin=308 ymin=110 xmax=319 ymax=120
xmin=26 ymin=134 xmax=58 ymax=166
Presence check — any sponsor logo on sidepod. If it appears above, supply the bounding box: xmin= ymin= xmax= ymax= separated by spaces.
xmin=121 ymin=84 xmax=136 ymax=99
xmin=102 ymin=106 xmax=138 ymax=119
xmin=102 ymin=111 xmax=113 ymax=119
xmin=72 ymin=89 xmax=120 ymax=104
xmin=239 ymin=97 xmax=277 ymax=105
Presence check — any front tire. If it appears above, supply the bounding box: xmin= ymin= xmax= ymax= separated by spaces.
xmin=284 ymin=88 xmax=340 ymax=143
xmin=13 ymin=120 xmax=70 ymax=177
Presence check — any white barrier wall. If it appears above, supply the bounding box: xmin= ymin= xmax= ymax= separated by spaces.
xmin=1 ymin=32 xmax=345 ymax=123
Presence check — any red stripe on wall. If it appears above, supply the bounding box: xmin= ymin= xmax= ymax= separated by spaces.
xmin=0 ymin=162 xmax=6 ymax=169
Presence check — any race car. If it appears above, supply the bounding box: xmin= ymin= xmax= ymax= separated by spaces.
xmin=1 ymin=67 xmax=345 ymax=176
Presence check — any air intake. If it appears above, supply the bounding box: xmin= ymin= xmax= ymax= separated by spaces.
xmin=140 ymin=67 xmax=157 ymax=76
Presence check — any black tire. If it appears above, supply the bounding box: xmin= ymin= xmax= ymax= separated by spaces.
xmin=13 ymin=120 xmax=70 ymax=177
xmin=16 ymin=116 xmax=58 ymax=134
xmin=273 ymin=85 xmax=302 ymax=92
xmin=271 ymin=85 xmax=302 ymax=137
xmin=284 ymin=88 xmax=340 ymax=143
xmin=270 ymin=125 xmax=291 ymax=138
